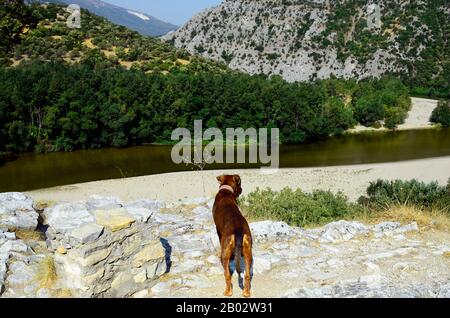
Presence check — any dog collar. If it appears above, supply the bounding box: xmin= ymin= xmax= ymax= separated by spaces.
xmin=219 ymin=185 xmax=234 ymax=194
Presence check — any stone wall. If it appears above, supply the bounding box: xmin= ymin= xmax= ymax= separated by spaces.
xmin=0 ymin=193 xmax=170 ymax=298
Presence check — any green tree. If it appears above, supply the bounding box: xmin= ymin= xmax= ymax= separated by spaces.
xmin=0 ymin=0 xmax=37 ymax=52
xmin=430 ymin=100 xmax=450 ymax=128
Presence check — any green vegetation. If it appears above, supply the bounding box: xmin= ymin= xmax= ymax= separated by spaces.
xmin=0 ymin=0 xmax=37 ymax=53
xmin=241 ymin=179 xmax=450 ymax=228
xmin=241 ymin=187 xmax=361 ymax=227
xmin=0 ymin=2 xmax=226 ymax=73
xmin=0 ymin=2 xmax=440 ymax=155
xmin=319 ymin=0 xmax=450 ymax=99
xmin=430 ymin=100 xmax=450 ymax=128
xmin=359 ymin=179 xmax=450 ymax=212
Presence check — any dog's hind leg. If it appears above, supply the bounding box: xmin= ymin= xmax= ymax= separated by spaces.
xmin=221 ymin=235 xmax=235 ymax=297
xmin=242 ymin=234 xmax=253 ymax=298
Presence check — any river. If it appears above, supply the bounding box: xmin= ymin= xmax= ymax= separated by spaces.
xmin=0 ymin=129 xmax=449 ymax=192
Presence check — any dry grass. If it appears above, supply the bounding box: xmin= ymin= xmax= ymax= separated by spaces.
xmin=443 ymin=252 xmax=450 ymax=259
xmin=82 ymin=38 xmax=96 ymax=49
xmin=356 ymin=205 xmax=450 ymax=231
xmin=55 ymin=288 xmax=73 ymax=298
xmin=15 ymin=229 xmax=45 ymax=241
xmin=34 ymin=199 xmax=55 ymax=211
xmin=35 ymin=256 xmax=58 ymax=289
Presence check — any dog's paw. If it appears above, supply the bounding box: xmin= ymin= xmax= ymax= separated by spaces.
xmin=224 ymin=290 xmax=233 ymax=297
xmin=242 ymin=290 xmax=251 ymax=298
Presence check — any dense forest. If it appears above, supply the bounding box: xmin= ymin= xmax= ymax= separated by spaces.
xmin=0 ymin=1 xmax=443 ymax=156
xmin=0 ymin=60 xmax=411 ymax=153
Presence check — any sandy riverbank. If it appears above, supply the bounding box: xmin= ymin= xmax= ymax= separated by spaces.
xmin=26 ymin=156 xmax=450 ymax=204
xmin=348 ymin=97 xmax=438 ymax=133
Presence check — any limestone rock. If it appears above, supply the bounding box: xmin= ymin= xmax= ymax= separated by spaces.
xmin=125 ymin=207 xmax=153 ymax=223
xmin=94 ymin=209 xmax=135 ymax=232
xmin=181 ymin=197 xmax=210 ymax=206
xmin=133 ymin=289 xmax=149 ymax=298
xmin=125 ymin=199 xmax=165 ymax=211
xmin=86 ymin=195 xmax=123 ymax=211
xmin=44 ymin=201 xmax=94 ymax=234
xmin=250 ymin=221 xmax=300 ymax=241
xmin=132 ymin=241 xmax=165 ymax=268
xmin=0 ymin=192 xmax=38 ymax=230
xmin=319 ymin=221 xmax=369 ymax=243
xmin=70 ymin=223 xmax=104 ymax=244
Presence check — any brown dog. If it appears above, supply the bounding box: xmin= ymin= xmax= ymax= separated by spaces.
xmin=212 ymin=175 xmax=253 ymax=297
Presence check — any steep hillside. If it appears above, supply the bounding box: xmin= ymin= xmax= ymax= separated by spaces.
xmin=0 ymin=2 xmax=227 ymax=74
xmin=42 ymin=0 xmax=178 ymax=36
xmin=163 ymin=0 xmax=450 ymax=97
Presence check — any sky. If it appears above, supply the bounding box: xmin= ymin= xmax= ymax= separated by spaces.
xmin=104 ymin=0 xmax=222 ymax=26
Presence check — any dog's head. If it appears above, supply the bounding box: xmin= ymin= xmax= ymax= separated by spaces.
xmin=217 ymin=175 xmax=242 ymax=198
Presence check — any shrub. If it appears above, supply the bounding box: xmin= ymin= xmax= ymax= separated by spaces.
xmin=358 ymin=179 xmax=450 ymax=212
xmin=430 ymin=100 xmax=450 ymax=128
xmin=241 ymin=187 xmax=360 ymax=227
xmin=354 ymin=95 xmax=384 ymax=126
xmin=384 ymin=106 xmax=407 ymax=130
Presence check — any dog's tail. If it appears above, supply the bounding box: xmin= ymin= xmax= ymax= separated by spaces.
xmin=234 ymin=232 xmax=243 ymax=275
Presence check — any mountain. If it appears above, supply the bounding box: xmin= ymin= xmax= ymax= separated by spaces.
xmin=42 ymin=0 xmax=178 ymax=36
xmin=2 ymin=2 xmax=226 ymax=73
xmin=163 ymin=0 xmax=449 ymax=95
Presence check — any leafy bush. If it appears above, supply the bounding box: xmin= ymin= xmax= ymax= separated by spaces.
xmin=430 ymin=100 xmax=450 ymax=128
xmin=353 ymin=95 xmax=385 ymax=126
xmin=384 ymin=106 xmax=408 ymax=130
xmin=241 ymin=187 xmax=360 ymax=227
xmin=358 ymin=179 xmax=450 ymax=212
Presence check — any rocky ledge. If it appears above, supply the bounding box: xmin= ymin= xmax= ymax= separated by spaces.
xmin=0 ymin=193 xmax=449 ymax=298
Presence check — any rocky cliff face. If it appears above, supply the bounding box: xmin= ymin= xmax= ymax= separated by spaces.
xmin=163 ymin=0 xmax=449 ymax=82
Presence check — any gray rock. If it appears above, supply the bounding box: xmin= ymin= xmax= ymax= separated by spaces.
xmin=398 ymin=222 xmax=419 ymax=234
xmin=293 ymin=245 xmax=317 ymax=258
xmin=284 ymin=286 xmax=333 ymax=298
xmin=153 ymin=212 xmax=187 ymax=225
xmin=5 ymin=232 xmax=16 ymax=240
xmin=0 ymin=192 xmax=39 ymax=230
xmin=373 ymin=221 xmax=401 ymax=234
xmin=373 ymin=221 xmax=418 ymax=238
xmin=36 ymin=288 xmax=52 ymax=298
xmin=125 ymin=199 xmax=165 ymax=211
xmin=86 ymin=195 xmax=123 ymax=211
xmin=70 ymin=223 xmax=104 ymax=244
xmin=7 ymin=261 xmax=36 ymax=287
xmin=125 ymin=207 xmax=153 ymax=223
xmin=44 ymin=201 xmax=95 ymax=234
xmin=319 ymin=221 xmax=369 ymax=243
xmin=437 ymin=284 xmax=450 ymax=298
xmin=171 ymin=259 xmax=204 ymax=274
xmin=0 ymin=240 xmax=28 ymax=255
xmin=252 ymin=252 xmax=282 ymax=274
xmin=191 ymin=206 xmax=212 ymax=223
xmin=180 ymin=197 xmax=211 ymax=206
xmin=272 ymin=242 xmax=289 ymax=250
xmin=150 ymin=281 xmax=171 ymax=294
xmin=250 ymin=221 xmax=300 ymax=241
xmin=170 ymin=234 xmax=212 ymax=257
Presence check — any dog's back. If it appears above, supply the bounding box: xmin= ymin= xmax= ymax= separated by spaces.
xmin=213 ymin=175 xmax=253 ymax=297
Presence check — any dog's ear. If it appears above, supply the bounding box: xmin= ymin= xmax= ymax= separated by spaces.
xmin=233 ymin=175 xmax=241 ymax=185
xmin=217 ymin=175 xmax=225 ymax=184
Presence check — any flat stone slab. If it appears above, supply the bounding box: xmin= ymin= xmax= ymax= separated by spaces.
xmin=70 ymin=223 xmax=104 ymax=244
xmin=0 ymin=192 xmax=39 ymax=230
xmin=44 ymin=201 xmax=94 ymax=234
xmin=94 ymin=209 xmax=136 ymax=232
